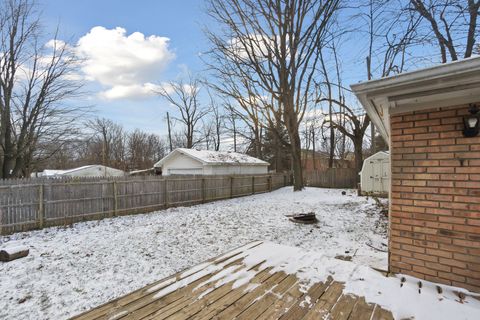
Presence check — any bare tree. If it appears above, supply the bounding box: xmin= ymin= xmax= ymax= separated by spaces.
xmin=201 ymin=119 xmax=214 ymax=150
xmin=323 ymin=101 xmax=370 ymax=179
xmin=203 ymin=93 xmax=224 ymax=151
xmin=211 ymin=102 xmax=223 ymax=151
xmin=127 ymin=130 xmax=148 ymax=170
xmin=363 ymin=0 xmax=422 ymax=78
xmin=0 ymin=0 xmax=84 ymax=178
xmin=223 ymin=102 xmax=239 ymax=152
xmin=86 ymin=118 xmax=126 ymax=169
xmin=207 ymin=68 xmax=267 ymax=159
xmin=361 ymin=0 xmax=422 ymax=153
xmin=156 ymin=76 xmax=207 ymax=148
xmin=205 ymin=0 xmax=340 ymax=190
xmin=315 ymin=0 xmax=421 ymax=177
xmin=318 ymin=47 xmax=336 ymax=168
xmin=318 ymin=39 xmax=372 ymax=178
xmin=408 ymin=0 xmax=480 ymax=63
xmin=303 ymin=110 xmax=323 ymax=170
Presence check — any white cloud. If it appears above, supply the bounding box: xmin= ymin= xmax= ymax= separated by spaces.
xmin=101 ymin=82 xmax=162 ymax=100
xmin=45 ymin=39 xmax=67 ymax=49
xmin=76 ymin=26 xmax=175 ymax=100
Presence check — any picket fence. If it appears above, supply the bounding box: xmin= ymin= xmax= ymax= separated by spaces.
xmin=0 ymin=174 xmax=291 ymax=235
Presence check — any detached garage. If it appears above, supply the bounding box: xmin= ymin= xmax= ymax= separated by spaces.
xmin=154 ymin=148 xmax=269 ymax=176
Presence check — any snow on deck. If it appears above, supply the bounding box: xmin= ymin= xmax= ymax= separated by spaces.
xmin=73 ymin=241 xmax=480 ymax=320
xmin=0 ymin=187 xmax=388 ymax=319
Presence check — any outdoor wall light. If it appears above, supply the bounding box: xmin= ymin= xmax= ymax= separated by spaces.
xmin=463 ymin=104 xmax=479 ymax=137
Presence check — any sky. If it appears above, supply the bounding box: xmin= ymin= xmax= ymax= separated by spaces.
xmin=40 ymin=0 xmax=212 ymax=136
xmin=37 ymin=0 xmax=446 ymax=140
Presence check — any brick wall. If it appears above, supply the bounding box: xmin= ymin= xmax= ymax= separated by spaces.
xmin=390 ymin=103 xmax=480 ymax=293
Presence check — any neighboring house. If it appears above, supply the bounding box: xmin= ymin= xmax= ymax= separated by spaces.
xmin=33 ymin=165 xmax=125 ymax=178
xmin=359 ymin=151 xmax=390 ymax=196
xmin=351 ymin=56 xmax=480 ymax=293
xmin=154 ymin=148 xmax=269 ymax=176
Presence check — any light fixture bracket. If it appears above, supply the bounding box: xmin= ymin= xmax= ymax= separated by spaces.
xmin=463 ymin=104 xmax=480 ymax=137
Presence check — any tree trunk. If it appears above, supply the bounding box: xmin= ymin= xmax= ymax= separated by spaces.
xmin=253 ymin=126 xmax=262 ymax=158
xmin=1 ymin=106 xmax=14 ymax=178
xmin=167 ymin=112 xmax=173 ymax=152
xmin=329 ymin=122 xmax=335 ymax=168
xmin=354 ymin=137 xmax=363 ymax=184
xmin=290 ymin=132 xmax=304 ymax=191
xmin=465 ymin=2 xmax=479 ymax=58
xmin=312 ymin=129 xmax=316 ymax=170
xmin=186 ymin=125 xmax=193 ymax=148
xmin=233 ymin=122 xmax=237 ymax=152
xmin=284 ymin=105 xmax=304 ymax=190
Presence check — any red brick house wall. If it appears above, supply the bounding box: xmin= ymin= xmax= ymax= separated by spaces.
xmin=390 ymin=103 xmax=480 ymax=293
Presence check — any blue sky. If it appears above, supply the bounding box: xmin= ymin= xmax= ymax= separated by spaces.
xmin=37 ymin=1 xmax=443 ymax=138
xmin=40 ymin=0 xmax=211 ymax=135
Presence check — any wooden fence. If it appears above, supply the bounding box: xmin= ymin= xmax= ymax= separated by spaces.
xmin=0 ymin=173 xmax=291 ymax=235
xmin=304 ymin=168 xmax=358 ymax=189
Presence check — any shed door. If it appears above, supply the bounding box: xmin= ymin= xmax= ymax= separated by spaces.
xmin=380 ymin=160 xmax=390 ymax=193
xmin=372 ymin=159 xmax=381 ymax=191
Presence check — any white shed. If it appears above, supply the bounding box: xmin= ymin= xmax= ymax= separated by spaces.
xmin=35 ymin=165 xmax=125 ymax=178
xmin=154 ymin=148 xmax=269 ymax=176
xmin=359 ymin=151 xmax=390 ymax=195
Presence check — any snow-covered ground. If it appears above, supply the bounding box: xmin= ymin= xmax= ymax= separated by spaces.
xmin=0 ymin=187 xmax=388 ymax=319
xmin=142 ymin=241 xmax=480 ymax=320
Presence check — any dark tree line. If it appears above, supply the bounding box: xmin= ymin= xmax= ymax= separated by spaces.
xmin=33 ymin=118 xmax=168 ymax=173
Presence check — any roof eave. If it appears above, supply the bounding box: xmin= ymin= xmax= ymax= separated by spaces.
xmin=350 ymin=55 xmax=480 ymax=94
xmin=351 ymin=56 xmax=480 ymax=146
xmin=205 ymin=162 xmax=269 ymax=166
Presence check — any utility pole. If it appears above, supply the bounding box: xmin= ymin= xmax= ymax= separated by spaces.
xmin=166 ymin=112 xmax=173 ymax=152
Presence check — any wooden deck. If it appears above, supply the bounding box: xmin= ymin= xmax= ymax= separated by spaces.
xmin=72 ymin=241 xmax=394 ymax=320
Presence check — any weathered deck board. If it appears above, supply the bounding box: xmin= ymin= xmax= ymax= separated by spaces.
xmin=71 ymin=242 xmax=395 ymax=320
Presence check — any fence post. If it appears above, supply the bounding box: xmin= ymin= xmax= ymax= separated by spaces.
xmin=164 ymin=178 xmax=168 ymax=208
xmin=101 ymin=182 xmax=108 ymax=219
xmin=112 ymin=181 xmax=117 ymax=217
xmin=38 ymin=184 xmax=44 ymax=229
xmin=284 ymin=174 xmax=287 ymax=187
xmin=268 ymin=175 xmax=272 ymax=192
xmin=252 ymin=176 xmax=255 ymax=194
xmin=330 ymin=169 xmax=334 ymax=189
xmin=201 ymin=178 xmax=206 ymax=203
xmin=230 ymin=176 xmax=234 ymax=198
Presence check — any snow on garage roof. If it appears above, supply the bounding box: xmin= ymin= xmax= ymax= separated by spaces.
xmin=154 ymin=148 xmax=269 ymax=167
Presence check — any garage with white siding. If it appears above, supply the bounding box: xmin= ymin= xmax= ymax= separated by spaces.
xmin=154 ymin=148 xmax=269 ymax=176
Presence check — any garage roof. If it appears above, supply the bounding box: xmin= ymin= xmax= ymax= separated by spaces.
xmin=154 ymin=148 xmax=269 ymax=167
